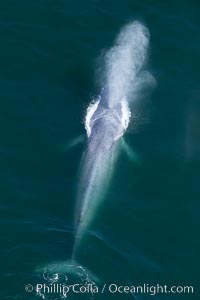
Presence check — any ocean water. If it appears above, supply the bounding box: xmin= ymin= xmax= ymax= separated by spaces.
xmin=0 ymin=1 xmax=200 ymax=299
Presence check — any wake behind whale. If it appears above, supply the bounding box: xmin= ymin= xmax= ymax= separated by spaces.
xmin=36 ymin=21 xmax=154 ymax=293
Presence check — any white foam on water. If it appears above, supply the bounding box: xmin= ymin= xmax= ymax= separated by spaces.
xmin=35 ymin=261 xmax=99 ymax=299
xmin=84 ymin=99 xmax=100 ymax=137
xmin=121 ymin=97 xmax=131 ymax=131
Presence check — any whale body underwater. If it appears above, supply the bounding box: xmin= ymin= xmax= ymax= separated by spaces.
xmin=36 ymin=21 xmax=154 ymax=282
xmin=72 ymin=88 xmax=130 ymax=254
xmin=73 ymin=21 xmax=152 ymax=254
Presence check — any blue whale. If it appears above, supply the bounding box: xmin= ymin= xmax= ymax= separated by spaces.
xmin=73 ymin=21 xmax=151 ymax=254
xmin=73 ymin=87 xmax=130 ymax=253
xmin=36 ymin=21 xmax=152 ymax=283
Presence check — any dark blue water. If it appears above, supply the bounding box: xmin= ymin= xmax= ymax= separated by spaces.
xmin=0 ymin=1 xmax=200 ymax=299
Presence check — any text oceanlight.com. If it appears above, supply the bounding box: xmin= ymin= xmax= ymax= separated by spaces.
xmin=25 ymin=283 xmax=194 ymax=296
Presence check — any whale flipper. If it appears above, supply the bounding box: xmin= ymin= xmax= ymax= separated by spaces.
xmin=122 ymin=139 xmax=141 ymax=165
xmin=62 ymin=135 xmax=85 ymax=151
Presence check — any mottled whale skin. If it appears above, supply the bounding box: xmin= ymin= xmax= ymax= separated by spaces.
xmin=74 ymin=88 xmax=129 ymax=251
